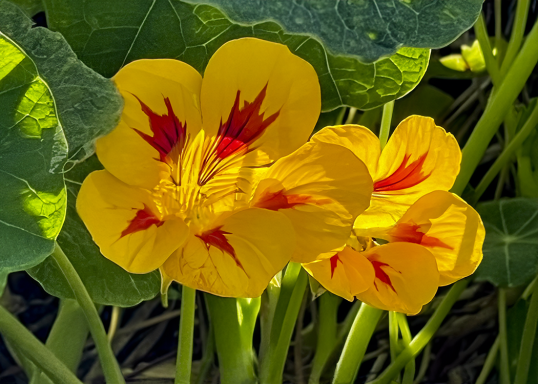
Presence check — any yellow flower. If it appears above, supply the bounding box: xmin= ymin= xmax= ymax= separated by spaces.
xmin=77 ymin=38 xmax=373 ymax=298
xmin=303 ymin=118 xmax=485 ymax=314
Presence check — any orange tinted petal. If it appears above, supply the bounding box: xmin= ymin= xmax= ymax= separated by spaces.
xmin=76 ymin=171 xmax=188 ymax=273
xmin=386 ymin=191 xmax=485 ymax=286
xmin=355 ymin=243 xmax=439 ymax=315
xmin=97 ymin=59 xmax=203 ymax=189
xmin=162 ymin=208 xmax=294 ymax=298
xmin=303 ymin=246 xmax=375 ymax=301
xmin=201 ymin=38 xmax=320 ymax=165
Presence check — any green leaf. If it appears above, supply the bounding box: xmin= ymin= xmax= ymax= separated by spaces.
xmin=393 ymin=84 xmax=454 ymax=123
xmin=507 ymin=298 xmax=538 ymax=383
xmin=474 ymin=198 xmax=538 ymax=288
xmin=42 ymin=0 xmax=429 ymax=111
xmin=0 ymin=0 xmax=123 ymax=161
xmin=0 ymin=26 xmax=67 ymax=273
xmin=28 ymin=156 xmax=160 ymax=307
xmin=182 ymin=0 xmax=482 ymax=63
xmin=7 ymin=0 xmax=44 ymax=17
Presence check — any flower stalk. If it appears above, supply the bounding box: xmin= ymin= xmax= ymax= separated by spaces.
xmin=175 ymin=286 xmax=196 ymax=384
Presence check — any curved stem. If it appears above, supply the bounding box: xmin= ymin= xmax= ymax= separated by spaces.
xmin=108 ymin=306 xmax=121 ymax=342
xmin=379 ymin=100 xmax=394 ymax=150
xmin=175 ymin=286 xmax=196 ymax=384
xmin=397 ymin=314 xmax=415 ymax=384
xmin=498 ymin=289 xmax=511 ymax=384
xmin=476 ymin=338 xmax=500 ymax=384
xmin=472 ymin=101 xmax=538 ymax=204
xmin=451 ymin=19 xmax=538 ymax=196
xmin=369 ymin=280 xmax=468 ymax=384
xmin=0 ymin=305 xmax=83 ymax=384
xmin=514 ymin=276 xmax=538 ymax=384
xmin=501 ymin=0 xmax=531 ymax=76
xmin=475 ymin=13 xmax=501 ymax=86
xmin=332 ymin=303 xmax=383 ymax=384
xmin=51 ymin=243 xmax=124 ymax=384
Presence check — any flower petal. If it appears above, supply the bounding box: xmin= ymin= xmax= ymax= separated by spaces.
xmin=303 ymin=246 xmax=375 ymax=301
xmin=385 ymin=190 xmax=485 ymax=286
xmin=200 ymin=38 xmax=321 ymax=164
xmin=355 ymin=243 xmax=439 ymax=315
xmin=251 ymin=141 xmax=373 ymax=263
xmin=96 ymin=59 xmax=203 ymax=189
xmin=76 ymin=170 xmax=188 ymax=273
xmin=356 ymin=115 xmax=461 ymax=230
xmin=162 ymin=208 xmax=294 ymax=298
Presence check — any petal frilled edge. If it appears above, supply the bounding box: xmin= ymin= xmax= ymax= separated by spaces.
xmin=250 ymin=141 xmax=373 ymax=263
xmin=161 ymin=208 xmax=294 ymax=298
xmin=303 ymin=246 xmax=375 ymax=301
xmin=76 ymin=170 xmax=188 ymax=274
xmin=200 ymin=38 xmax=321 ymax=165
xmin=355 ymin=243 xmax=439 ymax=315
xmin=97 ymin=59 xmax=203 ymax=190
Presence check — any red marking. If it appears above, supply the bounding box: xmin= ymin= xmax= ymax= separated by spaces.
xmin=196 ymin=226 xmax=244 ymax=269
xmin=371 ymin=260 xmax=397 ymax=293
xmin=133 ymin=96 xmax=187 ymax=163
xmin=390 ymin=223 xmax=453 ymax=250
xmin=254 ymin=189 xmax=332 ymax=211
xmin=121 ymin=205 xmax=163 ymax=238
xmin=215 ymin=84 xmax=280 ymax=159
xmin=330 ymin=255 xmax=340 ymax=278
xmin=374 ymin=153 xmax=431 ymax=192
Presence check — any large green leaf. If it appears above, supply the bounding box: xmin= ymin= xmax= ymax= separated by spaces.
xmin=42 ymin=0 xmax=429 ymax=111
xmin=0 ymin=0 xmax=123 ymax=161
xmin=474 ymin=198 xmax=538 ymax=288
xmin=28 ymin=156 xmax=160 ymax=307
xmin=184 ymin=0 xmax=483 ymax=63
xmin=0 ymin=28 xmax=67 ymax=273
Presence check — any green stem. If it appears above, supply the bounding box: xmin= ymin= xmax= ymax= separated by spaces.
xmin=175 ymin=286 xmax=196 ymax=384
xmin=514 ymin=276 xmax=538 ymax=384
xmin=413 ymin=342 xmax=431 ymax=384
xmin=195 ymin=326 xmax=215 ymax=384
xmin=452 ymin=18 xmax=538 ymax=196
xmin=494 ymin=0 xmax=502 ymax=42
xmin=501 ymin=0 xmax=531 ymax=76
xmin=309 ymin=293 xmax=341 ymax=384
xmin=379 ymin=100 xmax=394 ymax=150
xmin=474 ymin=13 xmax=501 ymax=86
xmin=369 ymin=280 xmax=468 ymax=384
xmin=205 ymin=294 xmax=256 ymax=384
xmin=259 ymin=272 xmax=282 ymax=364
xmin=498 ymin=289 xmax=511 ymax=384
xmin=259 ymin=263 xmax=308 ymax=384
xmin=332 ymin=303 xmax=383 ymax=384
xmin=51 ymin=243 xmax=124 ymax=384
xmin=389 ymin=311 xmax=400 ymax=361
xmin=472 ymin=101 xmax=538 ymax=203
xmin=475 ymin=337 xmax=500 ymax=384
xmin=0 ymin=305 xmax=83 ymax=384
xmin=397 ymin=314 xmax=415 ymax=384
xmin=108 ymin=306 xmax=121 ymax=342
xmin=32 ymin=299 xmax=89 ymax=384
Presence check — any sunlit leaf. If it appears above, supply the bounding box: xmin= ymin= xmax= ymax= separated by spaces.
xmin=27 ymin=156 xmax=160 ymax=307
xmin=42 ymin=0 xmax=429 ymax=111
xmin=474 ymin=198 xmax=538 ymax=288
xmin=1 ymin=0 xmax=123 ymax=161
xmin=183 ymin=0 xmax=482 ymax=63
xmin=0 ymin=26 xmax=67 ymax=273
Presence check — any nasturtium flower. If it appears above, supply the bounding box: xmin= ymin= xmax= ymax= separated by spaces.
xmin=77 ymin=38 xmax=373 ymax=298
xmin=303 ymin=118 xmax=485 ymax=314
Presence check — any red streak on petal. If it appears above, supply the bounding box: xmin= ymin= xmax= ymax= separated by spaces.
xmin=133 ymin=96 xmax=187 ymax=163
xmin=390 ymin=223 xmax=453 ymax=250
xmin=330 ymin=255 xmax=340 ymax=278
xmin=254 ymin=189 xmax=332 ymax=211
xmin=371 ymin=260 xmax=397 ymax=293
xmin=215 ymin=84 xmax=280 ymax=159
xmin=121 ymin=205 xmax=164 ymax=238
xmin=197 ymin=226 xmax=244 ymax=269
xmin=374 ymin=153 xmax=431 ymax=192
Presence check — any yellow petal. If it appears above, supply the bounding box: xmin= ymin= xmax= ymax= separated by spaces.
xmin=303 ymin=246 xmax=375 ymax=301
xmin=356 ymin=115 xmax=461 ymax=230
xmin=251 ymin=141 xmax=373 ymax=263
xmin=355 ymin=243 xmax=439 ymax=315
xmin=162 ymin=208 xmax=294 ymax=298
xmin=200 ymin=38 xmax=321 ymax=164
xmin=97 ymin=59 xmax=203 ymax=189
xmin=76 ymin=170 xmax=188 ymax=274
xmin=385 ymin=191 xmax=485 ymax=286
